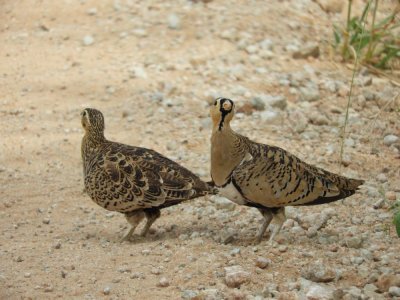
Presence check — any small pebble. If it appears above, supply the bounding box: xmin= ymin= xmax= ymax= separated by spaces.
xmin=383 ymin=135 xmax=399 ymax=146
xmin=103 ymin=286 xmax=111 ymax=295
xmin=44 ymin=285 xmax=53 ymax=292
xmin=157 ymin=277 xmax=169 ymax=287
xmin=345 ymin=236 xmax=363 ymax=249
xmin=255 ymin=256 xmax=270 ymax=269
xmin=224 ymin=266 xmax=250 ymax=288
xmin=182 ymin=289 xmax=198 ymax=299
xmin=373 ymin=198 xmax=385 ymax=209
xmin=42 ymin=218 xmax=50 ymax=224
xmin=151 ymin=268 xmax=161 ymax=275
xmin=118 ymin=266 xmax=131 ymax=273
xmin=14 ymin=256 xmax=23 ymax=262
xmin=112 ymin=277 xmax=121 ymax=283
xmin=168 ymin=14 xmax=180 ymax=29
xmin=278 ymin=245 xmax=288 ymax=252
xmin=376 ymin=173 xmax=387 ymax=183
xmin=82 ymin=35 xmax=95 ymax=46
xmin=389 ymin=286 xmax=400 ymax=297
xmin=87 ymin=8 xmax=98 ymax=15
xmin=385 ymin=191 xmax=396 ymax=200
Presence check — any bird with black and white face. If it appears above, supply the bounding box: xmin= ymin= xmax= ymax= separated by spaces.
xmin=210 ymin=97 xmax=364 ymax=244
xmin=81 ymin=108 xmax=216 ymax=242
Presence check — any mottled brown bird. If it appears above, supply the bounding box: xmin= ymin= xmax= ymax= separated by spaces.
xmin=210 ymin=98 xmax=364 ymax=243
xmin=81 ymin=108 xmax=215 ymax=241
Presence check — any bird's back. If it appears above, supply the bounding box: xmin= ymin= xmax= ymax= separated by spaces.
xmin=231 ymin=140 xmax=364 ymax=208
xmin=83 ymin=139 xmax=213 ymax=213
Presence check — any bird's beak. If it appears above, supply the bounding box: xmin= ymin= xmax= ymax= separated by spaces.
xmin=223 ymin=101 xmax=232 ymax=111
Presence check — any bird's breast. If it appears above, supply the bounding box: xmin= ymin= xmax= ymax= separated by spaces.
xmin=217 ymin=182 xmax=247 ymax=205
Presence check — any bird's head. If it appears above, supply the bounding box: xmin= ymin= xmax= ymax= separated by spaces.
xmin=81 ymin=108 xmax=105 ymax=134
xmin=210 ymin=97 xmax=235 ymax=131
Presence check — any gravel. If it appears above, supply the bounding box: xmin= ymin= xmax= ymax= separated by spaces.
xmin=2 ymin=1 xmax=399 ymax=299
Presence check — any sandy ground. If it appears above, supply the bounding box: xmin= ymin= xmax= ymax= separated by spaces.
xmin=1 ymin=0 xmax=399 ymax=299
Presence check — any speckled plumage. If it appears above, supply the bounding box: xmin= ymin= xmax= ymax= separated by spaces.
xmin=210 ymin=98 xmax=364 ymax=243
xmin=81 ymin=108 xmax=215 ymax=241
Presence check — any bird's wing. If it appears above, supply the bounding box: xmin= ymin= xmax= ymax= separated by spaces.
xmin=88 ymin=143 xmax=211 ymax=212
xmin=231 ymin=143 xmax=362 ymax=207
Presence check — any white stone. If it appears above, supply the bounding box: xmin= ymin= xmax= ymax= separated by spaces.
xmin=260 ymin=111 xmax=282 ymax=125
xmin=211 ymin=196 xmax=236 ymax=211
xmin=305 ymin=285 xmax=332 ymax=300
xmin=129 ymin=66 xmax=147 ymax=79
xmin=389 ymin=286 xmax=400 ymax=297
xmin=383 ymin=134 xmax=399 ymax=146
xmin=132 ymin=28 xmax=148 ymax=37
xmin=289 ymin=110 xmax=308 ymax=133
xmin=376 ymin=173 xmax=387 ymax=183
xmin=157 ymin=277 xmax=169 ymax=287
xmin=87 ymin=8 xmax=98 ymax=15
xmin=82 ymin=35 xmax=95 ymax=46
xmin=103 ymin=286 xmax=111 ymax=295
xmin=245 ymin=45 xmax=258 ymax=54
xmin=168 ymin=14 xmax=181 ymax=29
xmin=269 ymin=95 xmax=288 ymax=110
xmin=299 ymin=87 xmax=320 ymax=102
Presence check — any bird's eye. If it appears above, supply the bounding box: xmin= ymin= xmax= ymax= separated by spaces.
xmin=82 ymin=111 xmax=87 ymax=116
xmin=214 ymin=101 xmax=218 ymax=106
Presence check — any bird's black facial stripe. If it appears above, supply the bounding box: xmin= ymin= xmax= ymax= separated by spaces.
xmin=218 ymin=98 xmax=233 ymax=131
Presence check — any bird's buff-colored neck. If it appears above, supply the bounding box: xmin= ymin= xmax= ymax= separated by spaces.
xmin=211 ymin=119 xmax=234 ymax=135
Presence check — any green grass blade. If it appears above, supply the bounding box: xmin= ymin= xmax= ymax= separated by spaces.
xmin=360 ymin=0 xmax=372 ymax=22
xmin=333 ymin=25 xmax=342 ymax=46
xmin=376 ymin=48 xmax=400 ymax=68
xmin=394 ymin=210 xmax=400 ymax=237
xmin=375 ymin=13 xmax=396 ymax=28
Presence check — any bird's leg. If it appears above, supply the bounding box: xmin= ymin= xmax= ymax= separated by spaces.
xmin=268 ymin=207 xmax=286 ymax=242
xmin=253 ymin=208 xmax=273 ymax=244
xmin=120 ymin=210 xmax=145 ymax=242
xmin=140 ymin=208 xmax=161 ymax=237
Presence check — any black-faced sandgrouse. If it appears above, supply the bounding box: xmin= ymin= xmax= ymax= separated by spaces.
xmin=210 ymin=97 xmax=364 ymax=243
xmin=81 ymin=108 xmax=215 ymax=241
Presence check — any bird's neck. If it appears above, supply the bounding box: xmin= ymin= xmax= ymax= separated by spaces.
xmin=211 ymin=123 xmax=245 ymax=186
xmin=84 ymin=131 xmax=106 ymax=147
xmin=81 ymin=131 xmax=106 ymax=162
xmin=212 ymin=120 xmax=233 ymax=135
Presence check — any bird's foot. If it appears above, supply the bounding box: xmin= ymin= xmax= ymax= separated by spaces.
xmin=119 ymin=227 xmax=135 ymax=243
xmin=252 ymin=235 xmax=263 ymax=245
xmin=119 ymin=235 xmax=131 ymax=243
